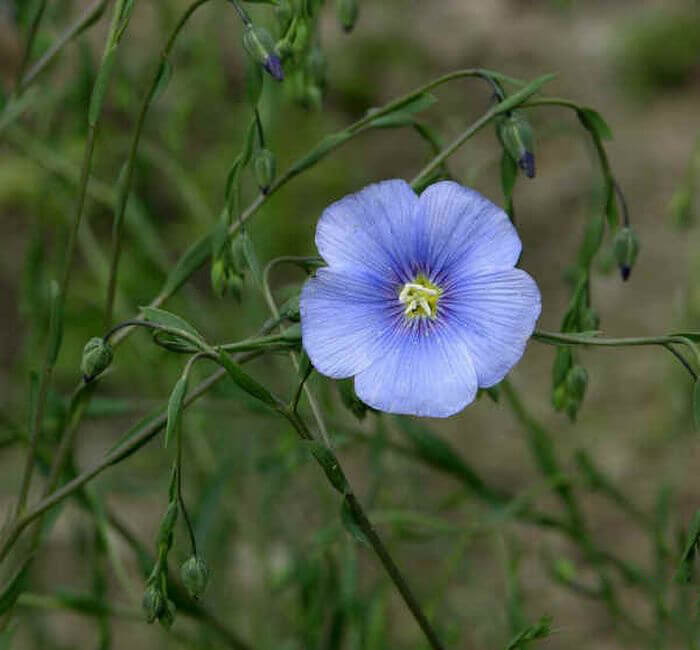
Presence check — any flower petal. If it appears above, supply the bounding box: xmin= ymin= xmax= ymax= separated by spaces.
xmin=444 ymin=268 xmax=541 ymax=387
xmin=300 ymin=267 xmax=399 ymax=378
xmin=353 ymin=320 xmax=478 ymax=417
xmin=415 ymin=181 xmax=521 ymax=281
xmin=315 ymin=179 xmax=420 ymax=282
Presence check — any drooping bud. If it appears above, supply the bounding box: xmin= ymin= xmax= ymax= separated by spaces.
xmin=142 ymin=584 xmax=165 ymax=624
xmin=159 ymin=599 xmax=176 ymax=629
xmin=612 ymin=226 xmax=640 ymax=281
xmin=336 ymin=0 xmax=359 ymax=32
xmin=253 ymin=148 xmax=276 ymax=194
xmin=243 ymin=25 xmax=284 ymax=81
xmin=565 ymin=365 xmax=588 ymax=403
xmin=81 ymin=337 xmax=113 ymax=382
xmin=580 ymin=307 xmax=600 ymax=332
xmin=181 ymin=556 xmax=209 ymax=599
xmin=497 ymin=112 xmax=535 ymax=179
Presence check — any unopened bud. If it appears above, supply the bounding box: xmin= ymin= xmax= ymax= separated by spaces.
xmin=181 ymin=556 xmax=209 ymax=599
xmin=81 ymin=337 xmax=113 ymax=382
xmin=613 ymin=226 xmax=639 ymax=281
xmin=281 ymin=323 xmax=302 ymax=342
xmin=211 ymin=257 xmax=228 ymax=297
xmin=142 ymin=584 xmax=164 ymax=624
xmin=291 ymin=19 xmax=310 ymax=54
xmin=497 ymin=112 xmax=535 ymax=179
xmin=580 ymin=307 xmax=600 ymax=332
xmin=336 ymin=0 xmax=359 ymax=32
xmin=279 ymin=293 xmax=300 ymax=322
xmin=243 ymin=25 xmax=284 ymax=81
xmin=253 ymin=148 xmax=276 ymax=194
xmin=159 ymin=599 xmax=176 ymax=629
xmin=565 ymin=365 xmax=588 ymax=402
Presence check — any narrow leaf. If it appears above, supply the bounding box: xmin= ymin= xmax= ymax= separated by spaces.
xmin=577 ymin=107 xmax=613 ymax=141
xmin=675 ymin=510 xmax=700 ymax=583
xmin=0 ymin=558 xmax=31 ymax=615
xmin=88 ymin=46 xmax=117 ymax=126
xmin=341 ymin=498 xmax=368 ymax=545
xmin=165 ymin=375 xmax=188 ymax=448
xmin=493 ymin=73 xmax=556 ymax=116
xmin=140 ymin=306 xmax=204 ymax=342
xmin=240 ymin=230 xmax=263 ymax=288
xmin=149 ymin=59 xmax=172 ymax=104
xmin=304 ymin=440 xmax=349 ymax=495
xmin=217 ymin=350 xmax=279 ymax=408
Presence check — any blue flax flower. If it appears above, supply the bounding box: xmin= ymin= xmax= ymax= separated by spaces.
xmin=300 ymin=180 xmax=541 ymax=417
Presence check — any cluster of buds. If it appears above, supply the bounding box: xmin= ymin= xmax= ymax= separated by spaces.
xmin=211 ymin=234 xmax=248 ymax=300
xmin=551 ymin=348 xmax=588 ymax=421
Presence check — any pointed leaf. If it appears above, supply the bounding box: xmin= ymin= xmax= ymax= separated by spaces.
xmin=165 ymin=375 xmax=188 ymax=448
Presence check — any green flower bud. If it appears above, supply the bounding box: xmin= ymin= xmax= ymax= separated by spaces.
xmin=243 ymin=25 xmax=283 ymax=81
xmin=142 ymin=584 xmax=165 ymax=624
xmin=253 ymin=148 xmax=276 ymax=194
xmin=81 ymin=337 xmax=113 ymax=382
xmin=612 ymin=226 xmax=640 ymax=281
xmin=158 ymin=599 xmax=176 ymax=629
xmin=552 ymin=347 xmax=572 ymax=388
xmin=281 ymin=323 xmax=302 ymax=342
xmin=565 ymin=365 xmax=588 ymax=402
xmin=497 ymin=112 xmax=535 ymax=178
xmin=552 ymin=383 xmax=567 ymax=411
xmin=211 ymin=257 xmax=228 ymax=297
xmin=279 ymin=293 xmax=300 ymax=322
xmin=580 ymin=307 xmax=600 ymax=332
xmin=307 ymin=46 xmax=326 ymax=88
xmin=336 ymin=0 xmax=359 ymax=32
xmin=181 ymin=556 xmax=209 ymax=599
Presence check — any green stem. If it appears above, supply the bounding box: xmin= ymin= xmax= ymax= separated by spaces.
xmin=104 ymin=0 xmax=213 ymax=328
xmin=18 ymin=0 xmax=109 ymax=92
xmin=286 ymin=410 xmax=446 ymax=650
xmin=15 ymin=0 xmax=48 ymax=89
xmin=13 ymin=0 xmax=129 ymax=520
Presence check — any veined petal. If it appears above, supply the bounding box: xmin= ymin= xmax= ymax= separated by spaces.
xmin=353 ymin=320 xmax=478 ymax=417
xmin=315 ymin=179 xmax=420 ymax=282
xmin=415 ymin=181 xmax=521 ymax=281
xmin=300 ymin=267 xmax=399 ymax=378
xmin=444 ymin=268 xmax=541 ymax=387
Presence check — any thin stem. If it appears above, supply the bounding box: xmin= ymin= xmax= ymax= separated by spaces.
xmin=19 ymin=0 xmax=109 ymax=92
xmin=261 ymin=258 xmax=331 ymax=446
xmin=15 ymin=0 xmax=48 ymax=89
xmin=226 ymin=0 xmax=251 ymax=26
xmin=0 ymin=347 xmax=266 ymax=563
xmin=532 ymin=329 xmax=700 ymax=380
xmin=13 ymin=0 xmax=128 ymax=519
xmin=104 ymin=0 xmax=213 ymax=328
xmin=286 ymin=410 xmax=446 ymax=650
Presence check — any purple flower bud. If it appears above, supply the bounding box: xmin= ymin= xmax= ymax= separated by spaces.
xmin=264 ymin=54 xmax=284 ymax=81
xmin=519 ymin=151 xmax=536 ymax=179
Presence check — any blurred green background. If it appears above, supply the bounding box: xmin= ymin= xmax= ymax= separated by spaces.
xmin=1 ymin=0 xmax=700 ymax=648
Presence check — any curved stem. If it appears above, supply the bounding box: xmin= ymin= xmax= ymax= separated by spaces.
xmin=15 ymin=0 xmax=48 ymax=89
xmin=14 ymin=0 xmax=129 ymax=519
xmin=18 ymin=0 xmax=109 ymax=92
xmin=104 ymin=0 xmax=213 ymax=328
xmin=262 ymin=258 xmax=331 ymax=446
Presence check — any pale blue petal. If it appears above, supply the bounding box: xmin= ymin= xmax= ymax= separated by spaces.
xmin=444 ymin=268 xmax=541 ymax=387
xmin=300 ymin=267 xmax=400 ymax=379
xmin=315 ymin=180 xmax=420 ymax=282
xmin=353 ymin=320 xmax=478 ymax=417
xmin=415 ymin=181 xmax=521 ymax=281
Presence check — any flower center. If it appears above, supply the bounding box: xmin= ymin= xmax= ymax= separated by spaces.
xmin=398 ymin=274 xmax=442 ymax=319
